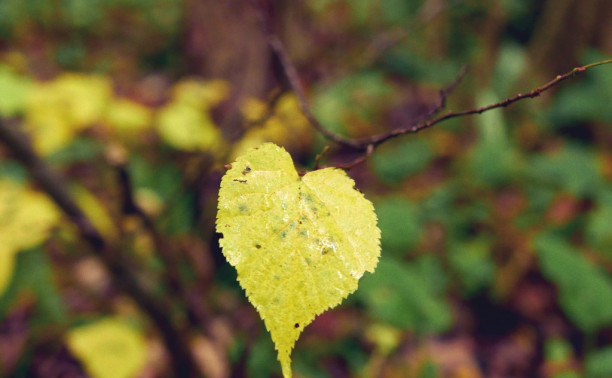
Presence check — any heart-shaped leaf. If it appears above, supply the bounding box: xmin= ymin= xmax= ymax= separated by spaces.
xmin=217 ymin=143 xmax=380 ymax=377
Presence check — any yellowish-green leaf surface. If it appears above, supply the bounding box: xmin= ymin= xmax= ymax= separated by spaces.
xmin=217 ymin=143 xmax=381 ymax=377
xmin=66 ymin=318 xmax=148 ymax=378
xmin=0 ymin=180 xmax=60 ymax=297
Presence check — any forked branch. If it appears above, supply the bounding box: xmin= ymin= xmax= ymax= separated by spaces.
xmin=266 ymin=25 xmax=612 ymax=155
xmin=0 ymin=121 xmax=200 ymax=378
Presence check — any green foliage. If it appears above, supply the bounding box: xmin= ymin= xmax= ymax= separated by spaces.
xmin=544 ymin=338 xmax=574 ymax=362
xmin=535 ymin=233 xmax=612 ymax=333
xmin=448 ymin=238 xmax=495 ymax=295
xmin=371 ymin=138 xmax=434 ymax=184
xmin=0 ymin=1 xmax=610 ymax=376
xmin=587 ymin=190 xmax=612 ymax=254
xmin=527 ymin=144 xmax=602 ymax=197
xmin=0 ymin=248 xmax=65 ymax=322
xmin=586 ymin=347 xmax=612 ymax=377
xmin=375 ymin=197 xmax=422 ymax=255
xmin=358 ymin=256 xmax=452 ymax=333
xmin=312 ymin=72 xmax=393 ymax=136
xmin=466 ymin=90 xmax=521 ymax=186
xmin=548 ymin=50 xmax=612 ymax=124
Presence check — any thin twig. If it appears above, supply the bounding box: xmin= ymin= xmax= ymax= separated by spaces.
xmin=0 ymin=121 xmax=200 ymax=378
xmin=313 ymin=145 xmax=330 ymax=170
xmin=360 ymin=59 xmax=612 ymax=147
xmin=271 ymin=25 xmax=611 ymax=150
xmin=115 ymin=163 xmax=182 ymax=290
xmin=248 ymin=1 xmax=611 ymax=165
xmin=418 ymin=65 xmax=469 ymax=122
xmin=331 ymin=144 xmax=375 ymax=171
xmin=267 ymin=35 xmax=363 ymax=149
xmin=114 ymin=161 xmax=207 ymax=331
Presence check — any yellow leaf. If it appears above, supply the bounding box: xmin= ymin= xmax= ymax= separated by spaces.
xmin=0 ymin=180 xmax=60 ymax=252
xmin=0 ymin=64 xmax=33 ymax=117
xmin=156 ymin=102 xmax=224 ymax=153
xmin=216 ymin=143 xmax=381 ymax=377
xmin=51 ymin=73 xmax=112 ymax=128
xmin=71 ymin=186 xmax=118 ymax=240
xmin=170 ymin=78 xmax=230 ymax=109
xmin=0 ymin=245 xmax=16 ymax=298
xmin=232 ymin=94 xmax=313 ymax=160
xmin=23 ymin=73 xmax=112 ymax=154
xmin=0 ymin=180 xmax=60 ymax=298
xmin=104 ymin=98 xmax=153 ymax=135
xmin=66 ymin=318 xmax=148 ymax=378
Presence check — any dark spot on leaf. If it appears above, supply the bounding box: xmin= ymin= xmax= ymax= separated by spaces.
xmin=242 ymin=166 xmax=251 ymax=175
xmin=255 ymin=244 xmax=261 ymax=249
xmin=279 ymin=230 xmax=287 ymax=239
xmin=299 ymin=230 xmax=307 ymax=237
xmin=239 ymin=204 xmax=248 ymax=213
xmin=294 ymin=323 xmax=299 ymax=328
xmin=233 ymin=179 xmax=247 ymax=183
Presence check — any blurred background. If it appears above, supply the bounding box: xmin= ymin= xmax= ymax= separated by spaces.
xmin=0 ymin=0 xmax=611 ymax=377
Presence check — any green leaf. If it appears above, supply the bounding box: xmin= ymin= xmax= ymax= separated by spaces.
xmin=375 ymin=197 xmax=422 ymax=256
xmin=527 ymin=144 xmax=602 ymax=197
xmin=358 ymin=256 xmax=452 ymax=333
xmin=216 ymin=143 xmax=381 ymax=377
xmin=544 ymin=338 xmax=574 ymax=362
xmin=586 ymin=347 xmax=612 ymax=377
xmin=535 ymin=233 xmax=612 ymax=333
xmin=466 ymin=90 xmax=522 ymax=186
xmin=370 ymin=138 xmax=433 ymax=184
xmin=312 ymin=72 xmax=393 ymax=136
xmin=0 ymin=248 xmax=65 ymax=322
xmin=449 ymin=238 xmax=495 ymax=295
xmin=586 ymin=190 xmax=612 ymax=254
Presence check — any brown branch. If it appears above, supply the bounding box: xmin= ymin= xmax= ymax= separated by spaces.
xmin=266 ymin=35 xmax=363 ymax=149
xmin=418 ymin=65 xmax=469 ymax=122
xmin=269 ymin=24 xmax=611 ymax=151
xmin=331 ymin=144 xmax=375 ymax=171
xmin=360 ymin=59 xmax=612 ymax=147
xmin=113 ymin=159 xmax=206 ymax=331
xmin=114 ymin=161 xmax=182 ymax=290
xmin=0 ymin=121 xmax=200 ymax=378
xmin=248 ymin=1 xmax=611 ymax=167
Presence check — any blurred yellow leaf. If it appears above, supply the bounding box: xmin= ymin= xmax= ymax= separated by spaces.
xmin=71 ymin=185 xmax=118 ymax=240
xmin=0 ymin=64 xmax=33 ymax=117
xmin=24 ymin=73 xmax=112 ymax=154
xmin=66 ymin=318 xmax=148 ymax=378
xmin=217 ymin=143 xmax=381 ymax=377
xmin=156 ymin=102 xmax=224 ymax=153
xmin=104 ymin=98 xmax=153 ymax=136
xmin=170 ymin=78 xmax=230 ymax=109
xmin=240 ymin=97 xmax=268 ymax=122
xmin=232 ymin=94 xmax=313 ymax=159
xmin=24 ymin=112 xmax=76 ymax=155
xmin=0 ymin=180 xmax=61 ymax=252
xmin=0 ymin=180 xmax=60 ymax=297
xmin=0 ymin=245 xmax=16 ymax=297
xmin=51 ymin=73 xmax=113 ymax=128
